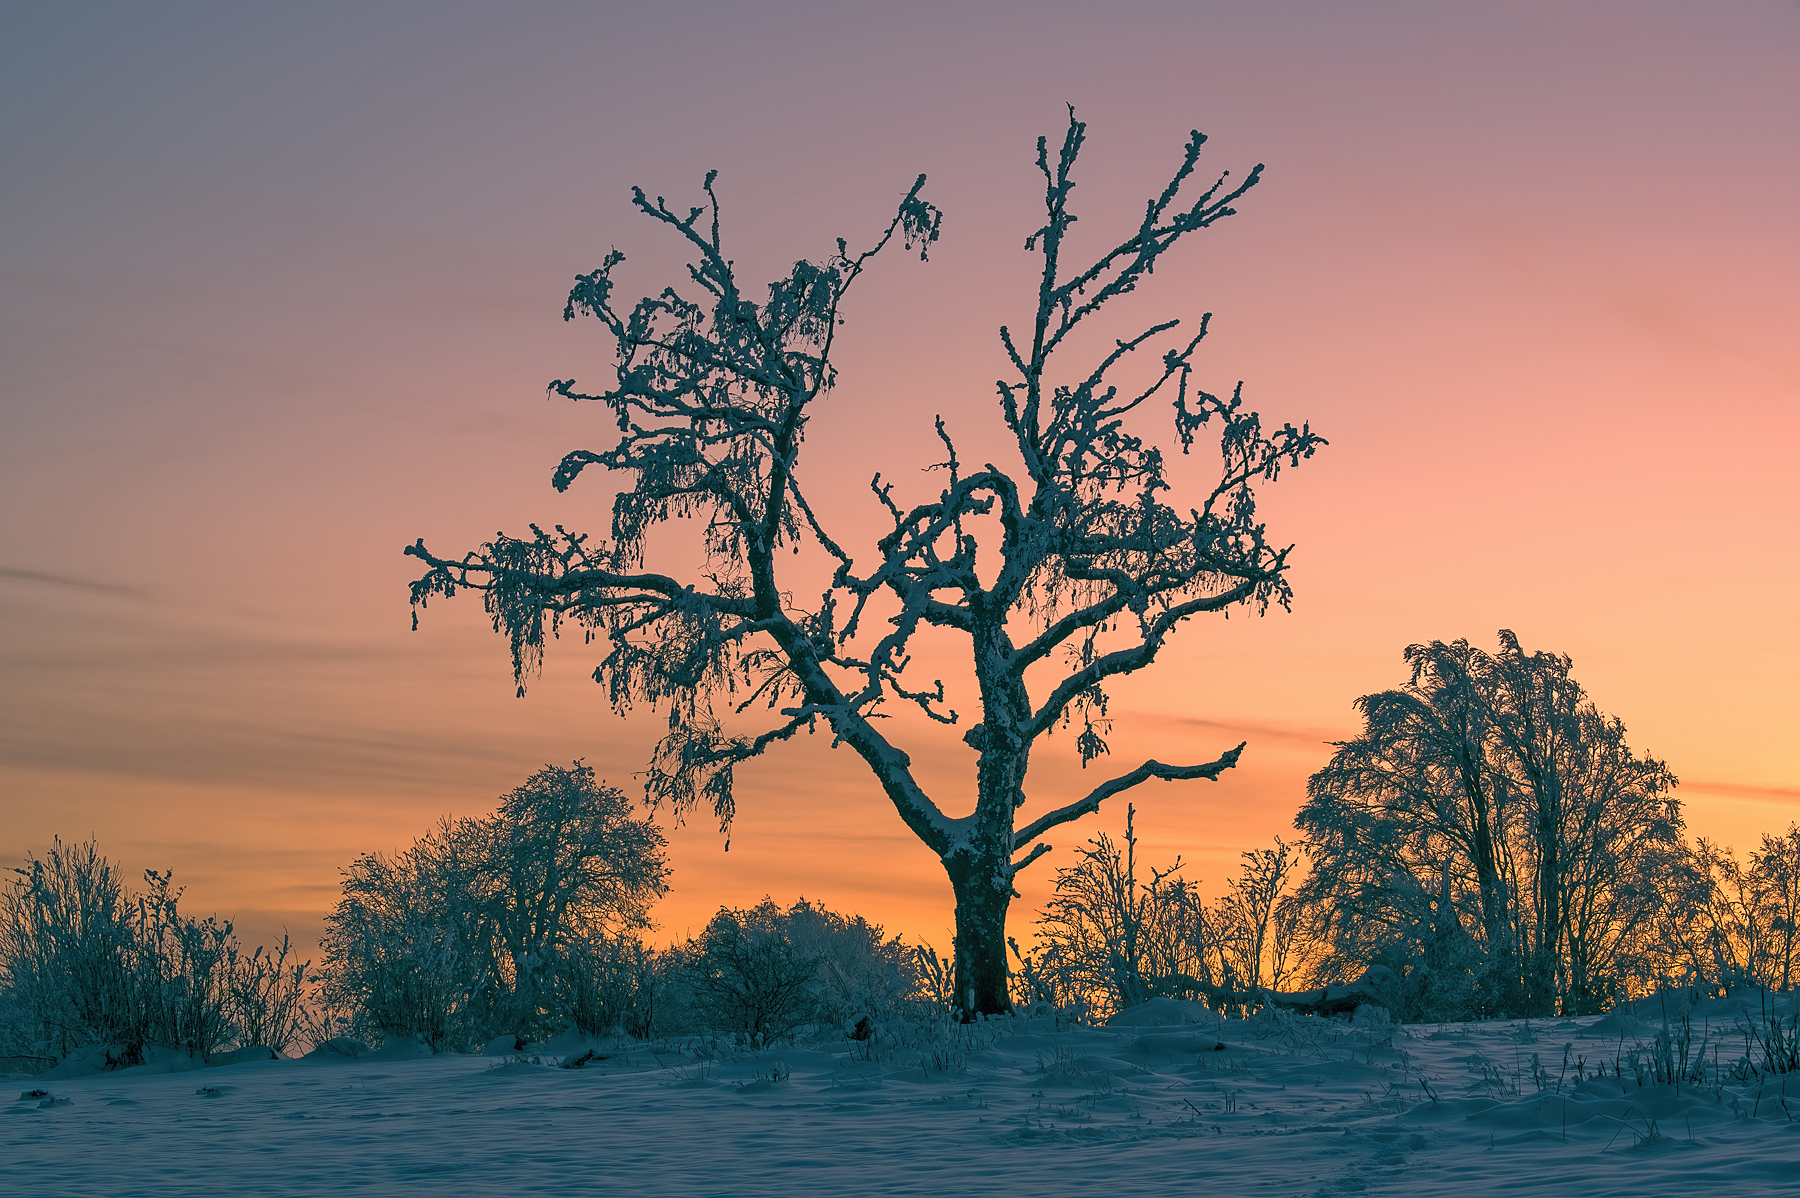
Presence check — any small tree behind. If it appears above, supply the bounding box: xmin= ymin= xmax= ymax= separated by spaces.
xmin=1654 ymin=829 xmax=1800 ymax=993
xmin=318 ymin=763 xmax=669 ymax=1048
xmin=407 ymin=110 xmax=1322 ymax=1018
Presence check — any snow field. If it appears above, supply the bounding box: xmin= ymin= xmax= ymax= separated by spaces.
xmin=6 ymin=1000 xmax=1799 ymax=1197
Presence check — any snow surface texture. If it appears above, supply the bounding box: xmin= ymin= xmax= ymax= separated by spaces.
xmin=6 ymin=998 xmax=1799 ymax=1196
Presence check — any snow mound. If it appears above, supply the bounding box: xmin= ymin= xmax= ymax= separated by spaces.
xmin=1106 ymin=997 xmax=1219 ymax=1027
xmin=303 ymin=1036 xmax=369 ymax=1060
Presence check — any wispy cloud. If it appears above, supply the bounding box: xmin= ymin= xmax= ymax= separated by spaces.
xmin=1680 ymin=779 xmax=1800 ymax=804
xmin=0 ymin=566 xmax=146 ymax=598
xmin=1144 ymin=712 xmax=1355 ymax=748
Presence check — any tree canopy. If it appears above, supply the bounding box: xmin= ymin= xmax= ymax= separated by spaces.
xmin=1297 ymin=632 xmax=1681 ymax=1017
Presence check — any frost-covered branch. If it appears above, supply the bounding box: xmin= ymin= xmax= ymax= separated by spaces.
xmin=1013 ymin=745 xmax=1245 ymax=850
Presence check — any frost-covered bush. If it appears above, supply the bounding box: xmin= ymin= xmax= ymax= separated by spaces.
xmin=316 ymin=855 xmax=485 ymax=1052
xmin=674 ymin=898 xmax=925 ymax=1045
xmin=782 ymin=900 xmax=925 ymax=1026
xmin=559 ymin=933 xmax=658 ymax=1039
xmin=681 ymin=902 xmax=820 ymax=1047
xmin=0 ymin=838 xmax=308 ymax=1064
xmin=317 ymin=763 xmax=669 ymax=1050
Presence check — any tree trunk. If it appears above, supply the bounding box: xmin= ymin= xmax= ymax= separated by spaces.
xmin=1460 ymin=755 xmax=1518 ymax=1011
xmin=1534 ymin=804 xmax=1562 ymax=1014
xmin=947 ymin=852 xmax=1014 ymax=1019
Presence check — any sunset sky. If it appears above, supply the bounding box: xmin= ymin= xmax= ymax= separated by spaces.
xmin=2 ymin=2 xmax=1795 ymax=960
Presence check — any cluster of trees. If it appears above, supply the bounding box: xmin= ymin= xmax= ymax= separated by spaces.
xmin=0 ymin=768 xmax=935 ymax=1069
xmin=6 ymin=708 xmax=1793 ymax=1070
xmin=0 ymin=839 xmax=309 ymax=1067
xmin=315 ymin=763 xmax=931 ymax=1051
xmin=305 ymin=651 xmax=1784 ymax=1039
xmin=316 ymin=763 xmax=669 ymax=1050
xmin=1016 ymin=632 xmax=1800 ymax=1024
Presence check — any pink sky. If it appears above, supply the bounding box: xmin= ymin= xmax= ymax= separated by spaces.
xmin=2 ymin=2 xmax=1795 ymax=957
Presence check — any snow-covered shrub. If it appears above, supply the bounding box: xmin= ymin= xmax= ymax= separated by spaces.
xmin=317 ymin=857 xmax=485 ymax=1052
xmin=0 ymin=838 xmax=132 ymax=1058
xmin=781 ymin=900 xmax=924 ymax=1026
xmin=680 ymin=901 xmax=824 ymax=1047
xmin=1029 ymin=810 xmax=1308 ymax=1021
xmin=674 ymin=898 xmax=925 ymax=1045
xmin=0 ymin=838 xmax=309 ymax=1064
xmin=558 ymin=933 xmax=657 ymax=1038
xmin=1029 ymin=818 xmax=1210 ymax=1020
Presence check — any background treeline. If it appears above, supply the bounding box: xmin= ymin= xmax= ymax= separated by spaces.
xmin=4 ymin=633 xmax=1798 ymax=1066
xmin=1022 ymin=633 xmax=1800 ymax=1023
xmin=312 ymin=763 xmax=936 ymax=1052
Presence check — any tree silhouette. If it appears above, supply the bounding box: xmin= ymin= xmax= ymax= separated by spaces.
xmin=407 ymin=111 xmax=1322 ymax=1018
xmin=1298 ymin=632 xmax=1681 ymax=1016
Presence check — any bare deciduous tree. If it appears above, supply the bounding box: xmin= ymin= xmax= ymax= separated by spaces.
xmin=407 ymin=111 xmax=1322 ymax=1017
xmin=1212 ymin=836 xmax=1305 ymax=994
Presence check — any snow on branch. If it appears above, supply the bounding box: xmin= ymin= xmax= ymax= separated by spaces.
xmin=1013 ymin=744 xmax=1246 ymax=850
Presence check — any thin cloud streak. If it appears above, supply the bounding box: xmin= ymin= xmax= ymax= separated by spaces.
xmin=0 ymin=565 xmax=146 ymax=598
xmin=1140 ymin=711 xmax=1356 ymax=748
xmin=1680 ymin=780 xmax=1800 ymax=806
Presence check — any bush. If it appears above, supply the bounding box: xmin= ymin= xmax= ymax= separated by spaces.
xmin=674 ymin=898 xmax=926 ymax=1045
xmin=0 ymin=838 xmax=308 ymax=1064
xmin=559 ymin=933 xmax=658 ymax=1039
xmin=1027 ymin=809 xmax=1311 ymax=1021
xmin=316 ymin=852 xmax=486 ymax=1052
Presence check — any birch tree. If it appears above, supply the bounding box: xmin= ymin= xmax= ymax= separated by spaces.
xmin=1298 ymin=632 xmax=1679 ymax=1016
xmin=406 ymin=111 xmax=1322 ymax=1017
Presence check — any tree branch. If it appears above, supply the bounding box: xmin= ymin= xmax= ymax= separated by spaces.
xmin=1012 ymin=743 xmax=1244 ymax=850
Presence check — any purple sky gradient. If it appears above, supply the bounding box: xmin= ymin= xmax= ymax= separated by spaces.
xmin=2 ymin=2 xmax=1795 ymax=953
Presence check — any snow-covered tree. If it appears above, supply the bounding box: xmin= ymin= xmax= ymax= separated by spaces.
xmin=320 ymin=763 xmax=668 ymax=1045
xmin=1297 ymin=632 xmax=1681 ymax=1016
xmin=1655 ymin=827 xmax=1800 ymax=993
xmin=407 ymin=111 xmax=1322 ymax=1018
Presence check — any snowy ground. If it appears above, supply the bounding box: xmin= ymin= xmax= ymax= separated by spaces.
xmin=7 ymin=997 xmax=1799 ymax=1197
